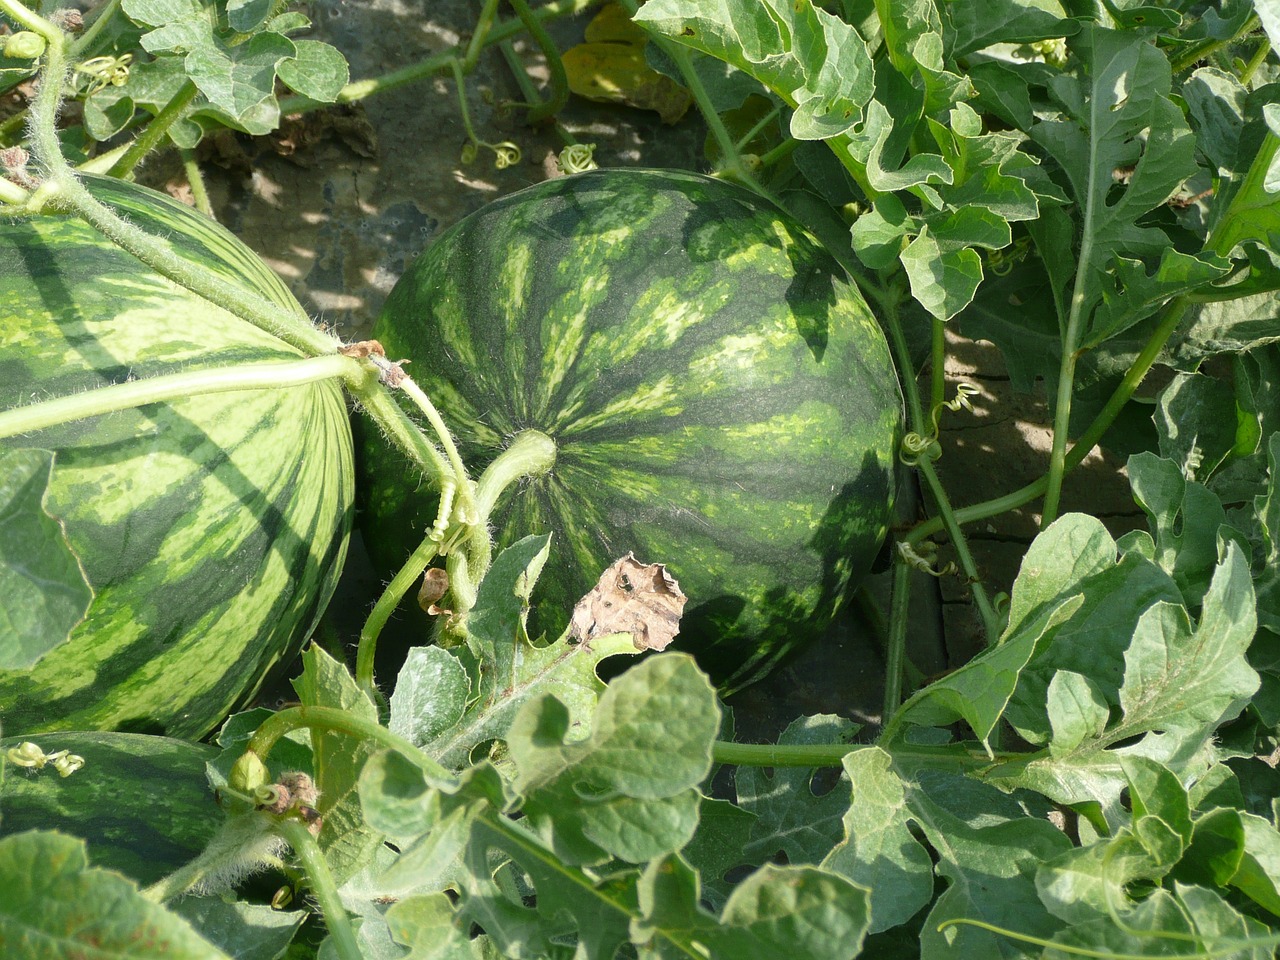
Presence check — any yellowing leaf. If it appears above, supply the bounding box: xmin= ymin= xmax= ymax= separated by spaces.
xmin=562 ymin=4 xmax=692 ymax=124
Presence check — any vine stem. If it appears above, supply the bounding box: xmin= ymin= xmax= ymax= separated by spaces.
xmin=881 ymin=561 xmax=911 ymax=720
xmin=917 ymin=456 xmax=1002 ymax=642
xmin=275 ymin=819 xmax=361 ymax=960
xmin=506 ymin=0 xmax=569 ymax=125
xmin=0 ymin=355 xmax=361 ymax=441
xmin=277 ymin=0 xmax=602 ymax=115
xmin=107 ymin=79 xmax=199 ymax=179
xmin=245 ymin=704 xmax=452 ymax=780
xmin=355 ymin=534 xmax=441 ymax=701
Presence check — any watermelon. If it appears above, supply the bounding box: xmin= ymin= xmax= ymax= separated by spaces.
xmin=358 ymin=169 xmax=902 ymax=689
xmin=0 ymin=175 xmax=354 ymax=738
xmin=0 ymin=732 xmax=219 ymax=886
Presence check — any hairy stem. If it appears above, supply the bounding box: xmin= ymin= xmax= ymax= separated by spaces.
xmin=107 ymin=80 xmax=199 ymax=179
xmin=246 ymin=705 xmax=451 ymax=780
xmin=26 ymin=34 xmax=334 ymax=356
xmin=0 ymin=355 xmax=361 ymax=441
xmin=355 ymin=535 xmax=441 ymax=701
xmin=276 ymin=819 xmax=361 ymax=960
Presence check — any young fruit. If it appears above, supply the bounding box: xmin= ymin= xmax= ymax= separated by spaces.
xmin=359 ymin=169 xmax=901 ymax=690
xmin=0 ymin=176 xmax=353 ymax=738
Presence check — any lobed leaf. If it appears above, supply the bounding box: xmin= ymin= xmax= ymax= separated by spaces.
xmin=0 ymin=831 xmax=228 ymax=959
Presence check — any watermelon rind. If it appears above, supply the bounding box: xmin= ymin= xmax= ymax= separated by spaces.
xmin=0 ymin=731 xmax=219 ymax=886
xmin=358 ymin=168 xmax=902 ymax=689
xmin=0 ymin=175 xmax=354 ymax=738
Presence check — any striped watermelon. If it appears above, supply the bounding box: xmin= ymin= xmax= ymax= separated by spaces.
xmin=0 ymin=732 xmax=219 ymax=885
xmin=358 ymin=169 xmax=901 ymax=689
xmin=0 ymin=175 xmax=353 ymax=738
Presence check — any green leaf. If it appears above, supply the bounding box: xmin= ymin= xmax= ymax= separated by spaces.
xmin=293 ymin=644 xmax=383 ymax=885
xmin=850 ymin=194 xmax=913 ymax=270
xmin=276 ymin=39 xmax=349 ymax=103
xmin=1036 ymin=829 xmax=1158 ymax=926
xmin=1115 ymin=542 xmax=1259 ymax=740
xmin=1124 ymin=451 xmax=1234 ymax=608
xmin=900 ymin=226 xmax=984 ymax=322
xmin=384 ymin=893 xmax=478 ymax=959
xmin=737 ymin=714 xmax=857 ymax=865
xmin=184 ymin=31 xmax=294 ymax=118
xmin=466 ymin=533 xmax=549 ymax=661
xmin=1253 ymin=433 xmax=1280 ymax=633
xmin=633 ymin=857 xmax=871 ymax=960
xmin=423 ymin=535 xmax=637 ymax=770
xmin=911 ymin=773 xmax=1071 ymax=959
xmin=1121 ymin=755 xmax=1192 ymax=866
xmin=170 ymin=898 xmax=304 ymax=960
xmin=1006 ymin=525 xmax=1184 ymax=746
xmin=388 ymin=645 xmax=471 ymax=748
xmin=1046 ymin=670 xmax=1109 ymax=757
xmin=0 ymin=830 xmax=229 ymax=959
xmin=634 ymin=0 xmax=875 ymax=140
xmin=508 ymin=654 xmax=719 ymax=865
xmin=225 ymin=0 xmax=272 ymax=33
xmin=822 ymin=747 xmax=934 ymax=934
xmin=0 ymin=448 xmax=92 ymax=670
xmin=681 ymin=796 xmax=757 ymax=908
xmin=1030 ymin=25 xmax=1199 ymax=342
xmin=943 ymin=0 xmax=1074 ymax=58
xmin=1154 ymin=372 xmax=1245 ymax=482
xmin=1085 ymin=249 xmax=1232 ymax=348
xmin=1044 ymin=884 xmax=1271 ymax=960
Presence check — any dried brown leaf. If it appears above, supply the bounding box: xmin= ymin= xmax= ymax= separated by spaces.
xmin=570 ymin=553 xmax=686 ymax=652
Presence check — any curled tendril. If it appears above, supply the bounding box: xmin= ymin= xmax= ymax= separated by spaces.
xmin=557 ymin=143 xmax=598 ymax=175
xmin=986 ymin=236 xmax=1035 ymax=276
xmin=460 ymin=139 xmax=522 ymax=170
xmin=492 ymin=141 xmax=521 ymax=169
xmin=901 ymin=383 xmax=982 ymax=466
xmin=900 ymin=431 xmax=942 ymax=466
xmin=73 ymin=54 xmax=133 ymax=97
xmin=896 ymin=541 xmax=958 ymax=578
xmin=929 ymin=381 xmax=982 ymax=435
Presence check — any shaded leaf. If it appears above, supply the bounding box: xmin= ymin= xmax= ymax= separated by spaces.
xmin=0 ymin=449 xmax=91 ymax=670
xmin=823 ymin=747 xmax=934 ymax=934
xmin=737 ymin=714 xmax=858 ymax=865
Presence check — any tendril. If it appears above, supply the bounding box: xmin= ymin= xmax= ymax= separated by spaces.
xmin=72 ymin=53 xmax=132 ymax=96
xmin=557 ymin=143 xmax=598 ymax=174
xmin=896 ymin=541 xmax=957 ymax=578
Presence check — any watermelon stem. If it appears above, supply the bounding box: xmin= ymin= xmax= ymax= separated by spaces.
xmin=356 ymin=533 xmax=442 ymax=703
xmin=0 ymin=354 xmax=363 ymax=441
xmin=142 ymin=810 xmax=286 ymax=903
xmin=451 ymin=429 xmax=558 ymax=616
xmin=275 ymin=818 xmax=362 ymax=960
xmin=245 ymin=704 xmax=452 ymax=780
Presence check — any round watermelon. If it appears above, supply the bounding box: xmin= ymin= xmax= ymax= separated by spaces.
xmin=0 ymin=175 xmax=354 ymax=738
xmin=358 ymin=169 xmax=901 ymax=690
